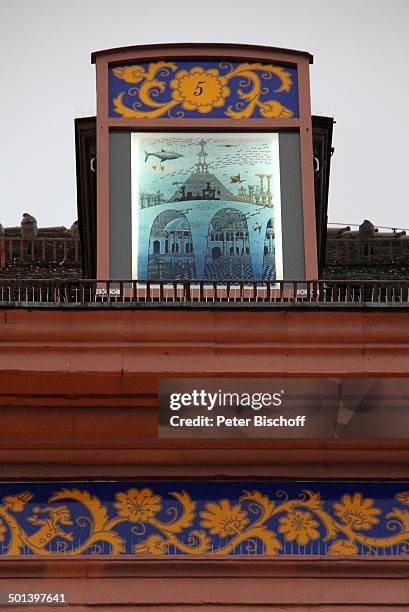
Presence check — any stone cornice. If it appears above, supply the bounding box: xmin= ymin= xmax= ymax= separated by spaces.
xmin=1 ymin=308 xmax=409 ymax=472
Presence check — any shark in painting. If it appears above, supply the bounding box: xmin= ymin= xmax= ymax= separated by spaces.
xmin=145 ymin=149 xmax=183 ymax=163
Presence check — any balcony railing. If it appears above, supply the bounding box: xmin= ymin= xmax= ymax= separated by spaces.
xmin=0 ymin=237 xmax=80 ymax=267
xmin=326 ymin=238 xmax=409 ymax=265
xmin=1 ymin=279 xmax=409 ymax=306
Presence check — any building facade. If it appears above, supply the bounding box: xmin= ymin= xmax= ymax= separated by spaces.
xmin=0 ymin=43 xmax=408 ymax=610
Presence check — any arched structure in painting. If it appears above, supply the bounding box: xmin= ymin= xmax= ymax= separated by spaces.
xmin=204 ymin=208 xmax=253 ymax=280
xmin=148 ymin=210 xmax=196 ymax=279
xmin=263 ymin=218 xmax=276 ymax=280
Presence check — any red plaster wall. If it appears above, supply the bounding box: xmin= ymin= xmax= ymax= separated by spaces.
xmin=0 ymin=559 xmax=408 ymax=610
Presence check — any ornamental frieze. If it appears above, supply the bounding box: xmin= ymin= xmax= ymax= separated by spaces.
xmin=0 ymin=481 xmax=408 ymax=557
xmin=109 ymin=60 xmax=299 ymax=119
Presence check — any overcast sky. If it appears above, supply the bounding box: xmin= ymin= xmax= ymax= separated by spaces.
xmin=1 ymin=0 xmax=408 ymax=230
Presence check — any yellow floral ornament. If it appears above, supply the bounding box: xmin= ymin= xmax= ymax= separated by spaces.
xmin=0 ymin=519 xmax=6 ymax=542
xmin=112 ymin=61 xmax=177 ymax=84
xmin=333 ymin=493 xmax=381 ymax=530
xmin=135 ymin=534 xmax=168 ymax=556
xmin=328 ymin=539 xmax=359 ymax=555
xmin=278 ymin=509 xmax=320 ymax=546
xmin=258 ymin=100 xmax=294 ymax=118
xmin=170 ymin=67 xmax=230 ymax=114
xmin=113 ymin=488 xmax=162 ymax=523
xmin=395 ymin=491 xmax=409 ymax=506
xmin=200 ymin=499 xmax=249 ymax=537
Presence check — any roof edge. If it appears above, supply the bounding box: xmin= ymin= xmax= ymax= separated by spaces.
xmin=90 ymin=42 xmax=313 ymax=64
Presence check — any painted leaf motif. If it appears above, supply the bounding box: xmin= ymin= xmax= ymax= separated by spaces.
xmin=135 ymin=534 xmax=168 ymax=555
xmin=270 ymin=66 xmax=293 ymax=92
xmin=225 ymin=100 xmax=258 ymax=119
xmin=301 ymin=490 xmax=324 ymax=509
xmin=139 ymin=80 xmax=168 ymax=108
xmin=321 ymin=517 xmax=338 ymax=542
xmin=240 ymin=490 xmax=275 ymax=520
xmin=387 ymin=508 xmax=409 ymax=530
xmin=113 ymin=92 xmax=178 ymax=119
xmin=395 ymin=492 xmax=409 ymax=506
xmin=258 ymin=100 xmax=294 ymax=118
xmin=112 ymin=65 xmax=147 ymax=83
xmin=252 ymin=526 xmax=282 ymax=554
xmin=113 ymin=61 xmax=177 ymax=84
xmin=328 ymin=539 xmax=358 ymax=555
xmin=185 ymin=529 xmax=212 ymax=554
xmin=0 ymin=518 xmax=6 ymax=542
xmin=98 ymin=531 xmax=125 ymax=555
xmin=157 ymin=490 xmax=195 ymax=533
xmin=226 ymin=63 xmax=292 ymax=93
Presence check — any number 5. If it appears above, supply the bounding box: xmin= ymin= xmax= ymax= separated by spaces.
xmin=193 ymin=81 xmax=205 ymax=96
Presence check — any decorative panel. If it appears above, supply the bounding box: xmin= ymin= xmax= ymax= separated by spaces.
xmin=109 ymin=60 xmax=299 ymax=119
xmin=130 ymin=131 xmax=283 ymax=281
xmin=0 ymin=481 xmax=408 ymax=557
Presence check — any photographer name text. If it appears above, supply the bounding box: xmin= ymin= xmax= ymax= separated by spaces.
xmin=169 ymin=415 xmax=306 ymax=428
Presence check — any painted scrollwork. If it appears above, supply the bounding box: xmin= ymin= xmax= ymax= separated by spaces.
xmin=0 ymin=487 xmax=408 ymax=556
xmin=111 ymin=61 xmax=296 ymax=119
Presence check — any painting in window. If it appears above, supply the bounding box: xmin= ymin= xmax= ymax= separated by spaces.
xmin=131 ymin=132 xmax=283 ymax=281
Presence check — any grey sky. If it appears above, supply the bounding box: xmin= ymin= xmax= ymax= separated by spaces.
xmin=1 ymin=0 xmax=408 ymax=229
